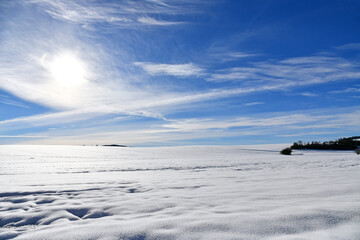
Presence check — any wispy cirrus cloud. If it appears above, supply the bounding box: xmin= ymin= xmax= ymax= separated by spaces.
xmin=148 ymin=109 xmax=360 ymax=142
xmin=0 ymin=135 xmax=49 ymax=138
xmin=334 ymin=42 xmax=360 ymax=50
xmin=28 ymin=0 xmax=128 ymax=24
xmin=208 ymin=67 xmax=262 ymax=82
xmin=134 ymin=62 xmax=205 ymax=77
xmin=300 ymin=92 xmax=318 ymax=97
xmin=276 ymin=131 xmax=340 ymax=137
xmin=244 ymin=102 xmax=264 ymax=106
xmin=0 ymin=95 xmax=29 ymax=109
xmin=228 ymin=52 xmax=260 ymax=58
xmin=0 ymin=84 xmax=280 ymax=130
xmin=137 ymin=16 xmax=183 ymax=25
xmin=26 ymin=0 xmax=198 ymax=27
xmin=330 ymin=87 xmax=360 ymax=94
xmin=161 ymin=114 xmax=324 ymax=131
xmin=207 ymin=56 xmax=360 ymax=87
xmin=10 ymin=108 xmax=360 ymax=146
xmin=211 ymin=51 xmax=261 ymax=62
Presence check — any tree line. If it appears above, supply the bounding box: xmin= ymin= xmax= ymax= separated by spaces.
xmin=290 ymin=136 xmax=360 ymax=151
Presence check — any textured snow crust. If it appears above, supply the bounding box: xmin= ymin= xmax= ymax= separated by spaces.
xmin=0 ymin=145 xmax=359 ymax=240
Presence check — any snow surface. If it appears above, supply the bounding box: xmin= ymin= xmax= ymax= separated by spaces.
xmin=0 ymin=145 xmax=359 ymax=240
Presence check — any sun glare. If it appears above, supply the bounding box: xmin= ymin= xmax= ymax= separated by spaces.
xmin=47 ymin=52 xmax=87 ymax=87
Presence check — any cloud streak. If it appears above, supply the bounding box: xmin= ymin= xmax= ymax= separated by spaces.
xmin=26 ymin=0 xmax=198 ymax=28
xmin=137 ymin=17 xmax=183 ymax=26
xmin=134 ymin=62 xmax=205 ymax=77
xmin=207 ymin=56 xmax=360 ymax=86
xmin=7 ymin=108 xmax=359 ymax=146
xmin=0 ymin=95 xmax=29 ymax=109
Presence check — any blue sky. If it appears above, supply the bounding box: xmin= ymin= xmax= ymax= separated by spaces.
xmin=0 ymin=0 xmax=359 ymax=146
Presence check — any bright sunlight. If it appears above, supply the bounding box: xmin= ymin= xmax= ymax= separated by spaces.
xmin=46 ymin=52 xmax=87 ymax=87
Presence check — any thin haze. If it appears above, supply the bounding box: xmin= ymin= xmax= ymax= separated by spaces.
xmin=0 ymin=0 xmax=359 ymax=145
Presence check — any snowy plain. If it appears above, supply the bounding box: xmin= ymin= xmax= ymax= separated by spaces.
xmin=0 ymin=144 xmax=359 ymax=240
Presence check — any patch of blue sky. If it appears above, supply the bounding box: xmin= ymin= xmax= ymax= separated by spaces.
xmin=0 ymin=91 xmax=50 ymax=121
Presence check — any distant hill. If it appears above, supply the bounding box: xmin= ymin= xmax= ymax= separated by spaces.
xmin=103 ymin=144 xmax=127 ymax=147
xmin=290 ymin=136 xmax=360 ymax=150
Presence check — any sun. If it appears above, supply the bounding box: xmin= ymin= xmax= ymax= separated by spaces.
xmin=39 ymin=51 xmax=91 ymax=106
xmin=47 ymin=52 xmax=88 ymax=87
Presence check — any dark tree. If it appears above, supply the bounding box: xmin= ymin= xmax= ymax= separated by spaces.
xmin=280 ymin=148 xmax=292 ymax=155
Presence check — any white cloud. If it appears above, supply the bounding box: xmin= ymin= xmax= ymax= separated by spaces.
xmin=228 ymin=52 xmax=260 ymax=58
xmin=137 ymin=17 xmax=183 ymax=25
xmin=279 ymin=56 xmax=338 ymax=65
xmin=10 ymin=109 xmax=360 ymax=146
xmin=330 ymin=88 xmax=360 ymax=94
xmin=0 ymin=95 xmax=29 ymax=109
xmin=0 ymin=135 xmax=49 ymax=138
xmin=208 ymin=67 xmax=263 ymax=82
xmin=26 ymin=0 xmax=198 ymax=28
xmin=276 ymin=131 xmax=339 ymax=137
xmin=161 ymin=114 xmax=320 ymax=131
xmin=0 ymin=109 xmax=103 ymax=129
xmin=207 ymin=56 xmax=360 ymax=87
xmin=244 ymin=102 xmax=264 ymax=106
xmin=301 ymin=92 xmax=318 ymax=97
xmin=134 ymin=62 xmax=205 ymax=77
xmin=335 ymin=43 xmax=360 ymax=50
xmin=209 ymin=51 xmax=261 ymax=62
xmin=28 ymin=0 xmax=122 ymax=24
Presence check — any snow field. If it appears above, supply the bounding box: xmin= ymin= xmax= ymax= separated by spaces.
xmin=0 ymin=145 xmax=359 ymax=239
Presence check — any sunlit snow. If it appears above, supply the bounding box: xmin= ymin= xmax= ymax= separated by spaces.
xmin=1 ymin=145 xmax=359 ymax=240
